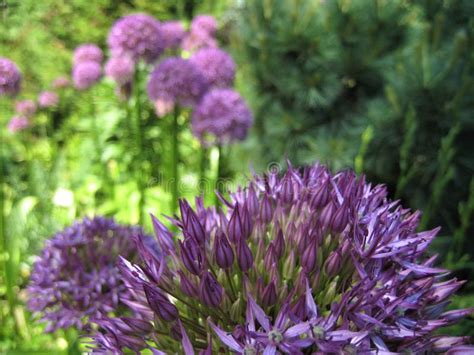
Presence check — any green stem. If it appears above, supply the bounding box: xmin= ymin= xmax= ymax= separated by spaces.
xmin=133 ymin=67 xmax=146 ymax=225
xmin=199 ymin=145 xmax=207 ymax=195
xmin=170 ymin=106 xmax=180 ymax=214
xmin=215 ymin=145 xmax=224 ymax=206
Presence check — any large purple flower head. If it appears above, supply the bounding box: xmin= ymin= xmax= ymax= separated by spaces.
xmin=38 ymin=91 xmax=59 ymax=108
xmin=108 ymin=14 xmax=163 ymax=63
xmin=161 ymin=21 xmax=186 ymax=50
xmin=15 ymin=99 xmax=36 ymax=117
xmin=191 ymin=15 xmax=218 ymax=36
xmin=192 ymin=88 xmax=252 ymax=145
xmin=190 ymin=48 xmax=236 ymax=88
xmin=92 ymin=163 xmax=474 ymax=353
xmin=105 ymin=56 xmax=135 ymax=85
xmin=181 ymin=28 xmax=218 ymax=52
xmin=72 ymin=61 xmax=102 ymax=90
xmin=7 ymin=115 xmax=29 ymax=133
xmin=73 ymin=44 xmax=103 ymax=65
xmin=27 ymin=217 xmax=151 ymax=333
xmin=0 ymin=57 xmax=21 ymax=96
xmin=147 ymin=57 xmax=208 ymax=116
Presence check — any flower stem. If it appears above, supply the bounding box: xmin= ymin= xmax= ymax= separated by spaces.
xmin=170 ymin=106 xmax=180 ymax=214
xmin=215 ymin=144 xmax=224 ymax=206
xmin=199 ymin=145 xmax=207 ymax=195
xmin=133 ymin=66 xmax=146 ymax=225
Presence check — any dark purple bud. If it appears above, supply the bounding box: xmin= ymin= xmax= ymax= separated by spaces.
xmin=264 ymin=244 xmax=277 ymax=271
xmin=324 ymin=250 xmax=342 ymax=277
xmin=200 ymin=272 xmax=223 ymax=307
xmin=228 ymin=204 xmax=242 ymax=243
xmin=310 ymin=179 xmax=330 ymax=210
xmin=260 ymin=194 xmax=273 ymax=223
xmin=150 ymin=213 xmax=174 ymax=252
xmin=214 ymin=232 xmax=234 ymax=269
xmin=247 ymin=185 xmax=259 ymax=215
xmin=121 ymin=317 xmax=153 ymax=334
xmin=179 ymin=271 xmax=198 ymax=297
xmin=240 ymin=203 xmax=253 ymax=240
xmin=320 ymin=201 xmax=336 ymax=228
xmin=301 ymin=239 xmax=317 ymax=272
xmin=262 ymin=281 xmax=277 ymax=307
xmin=281 ymin=175 xmax=294 ymax=204
xmin=184 ymin=207 xmax=206 ymax=244
xmin=237 ymin=239 xmax=254 ymax=272
xmin=274 ymin=228 xmax=285 ymax=258
xmin=291 ymin=296 xmax=306 ymax=320
xmin=143 ymin=284 xmax=179 ymax=321
xmin=180 ymin=239 xmax=204 ymax=275
xmin=331 ymin=202 xmax=349 ymax=233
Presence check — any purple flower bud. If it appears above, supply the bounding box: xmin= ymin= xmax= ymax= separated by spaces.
xmin=143 ymin=284 xmax=179 ymax=321
xmin=214 ymin=232 xmax=234 ymax=269
xmin=260 ymin=194 xmax=273 ymax=223
xmin=262 ymin=282 xmax=277 ymax=307
xmin=183 ymin=206 xmax=206 ymax=244
xmin=179 ymin=271 xmax=198 ymax=298
xmin=200 ymin=272 xmax=223 ymax=307
xmin=331 ymin=202 xmax=349 ymax=233
xmin=301 ymin=239 xmax=318 ymax=272
xmin=228 ymin=204 xmax=242 ymax=244
xmin=320 ymin=201 xmax=336 ymax=228
xmin=274 ymin=229 xmax=285 ymax=259
xmin=324 ymin=250 xmax=342 ymax=277
xmin=240 ymin=204 xmax=253 ymax=240
xmin=237 ymin=240 xmax=253 ymax=272
xmin=310 ymin=180 xmax=330 ymax=210
xmin=281 ymin=175 xmax=294 ymax=204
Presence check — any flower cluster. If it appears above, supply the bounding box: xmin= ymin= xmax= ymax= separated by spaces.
xmin=147 ymin=57 xmax=208 ymax=116
xmin=15 ymin=99 xmax=36 ymax=117
xmin=27 ymin=217 xmax=151 ymax=333
xmin=105 ymin=56 xmax=134 ymax=85
xmin=92 ymin=163 xmax=474 ymax=353
xmin=161 ymin=21 xmax=186 ymax=50
xmin=7 ymin=115 xmax=29 ymax=133
xmin=38 ymin=90 xmax=59 ymax=108
xmin=190 ymin=48 xmax=236 ymax=88
xmin=108 ymin=14 xmax=163 ymax=63
xmin=192 ymin=88 xmax=252 ymax=145
xmin=73 ymin=44 xmax=104 ymax=66
xmin=0 ymin=57 xmax=21 ymax=96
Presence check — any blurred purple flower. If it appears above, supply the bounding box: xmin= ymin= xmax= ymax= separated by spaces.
xmin=182 ymin=28 xmax=218 ymax=52
xmin=7 ymin=115 xmax=29 ymax=133
xmin=147 ymin=57 xmax=208 ymax=116
xmin=0 ymin=57 xmax=21 ymax=96
xmin=192 ymin=88 xmax=252 ymax=145
xmin=72 ymin=61 xmax=102 ymax=90
xmin=15 ymin=99 xmax=36 ymax=117
xmin=108 ymin=14 xmax=163 ymax=63
xmin=191 ymin=15 xmax=217 ymax=36
xmin=73 ymin=44 xmax=103 ymax=65
xmin=190 ymin=48 xmax=235 ymax=88
xmin=161 ymin=21 xmax=186 ymax=50
xmin=91 ymin=164 xmax=474 ymax=353
xmin=27 ymin=217 xmax=150 ymax=333
xmin=52 ymin=75 xmax=70 ymax=89
xmin=105 ymin=56 xmax=135 ymax=85
xmin=38 ymin=91 xmax=59 ymax=108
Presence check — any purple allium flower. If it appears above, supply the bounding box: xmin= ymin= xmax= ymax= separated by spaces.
xmin=52 ymin=75 xmax=70 ymax=89
xmin=190 ymin=48 xmax=235 ymax=88
xmin=108 ymin=14 xmax=163 ymax=63
xmin=73 ymin=44 xmax=103 ymax=65
xmin=27 ymin=217 xmax=151 ymax=333
xmin=7 ymin=115 xmax=29 ymax=133
xmin=91 ymin=163 xmax=474 ymax=354
xmin=105 ymin=56 xmax=135 ymax=85
xmin=0 ymin=57 xmax=21 ymax=96
xmin=181 ymin=28 xmax=218 ymax=52
xmin=161 ymin=21 xmax=186 ymax=50
xmin=15 ymin=99 xmax=36 ymax=117
xmin=72 ymin=61 xmax=102 ymax=90
xmin=192 ymin=88 xmax=253 ymax=145
xmin=147 ymin=57 xmax=208 ymax=116
xmin=190 ymin=15 xmax=218 ymax=36
xmin=38 ymin=91 xmax=59 ymax=108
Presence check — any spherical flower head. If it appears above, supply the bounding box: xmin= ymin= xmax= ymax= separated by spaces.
xmin=27 ymin=217 xmax=151 ymax=333
xmin=108 ymin=14 xmax=163 ymax=63
xmin=105 ymin=56 xmax=135 ymax=85
xmin=192 ymin=88 xmax=252 ymax=145
xmin=161 ymin=21 xmax=186 ymax=50
xmin=181 ymin=28 xmax=218 ymax=52
xmin=15 ymin=99 xmax=36 ymax=117
xmin=0 ymin=57 xmax=21 ymax=96
xmin=38 ymin=91 xmax=59 ymax=108
xmin=7 ymin=115 xmax=29 ymax=133
xmin=190 ymin=48 xmax=235 ymax=88
xmin=72 ymin=61 xmax=102 ymax=90
xmin=73 ymin=44 xmax=103 ymax=65
xmin=52 ymin=75 xmax=70 ymax=89
xmin=92 ymin=163 xmax=474 ymax=354
xmin=147 ymin=57 xmax=208 ymax=116
xmin=190 ymin=15 xmax=217 ymax=36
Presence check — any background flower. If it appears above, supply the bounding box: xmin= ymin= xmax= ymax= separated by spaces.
xmin=38 ymin=91 xmax=59 ymax=108
xmin=7 ymin=115 xmax=29 ymax=132
xmin=161 ymin=21 xmax=186 ymax=50
xmin=72 ymin=61 xmax=102 ymax=90
xmin=190 ymin=48 xmax=236 ymax=88
xmin=0 ymin=57 xmax=21 ymax=96
xmin=73 ymin=44 xmax=103 ymax=65
xmin=105 ymin=56 xmax=135 ymax=85
xmin=15 ymin=99 xmax=37 ymax=117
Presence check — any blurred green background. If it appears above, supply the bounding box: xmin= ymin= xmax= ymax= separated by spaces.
xmin=1 ymin=0 xmax=473 ymax=352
